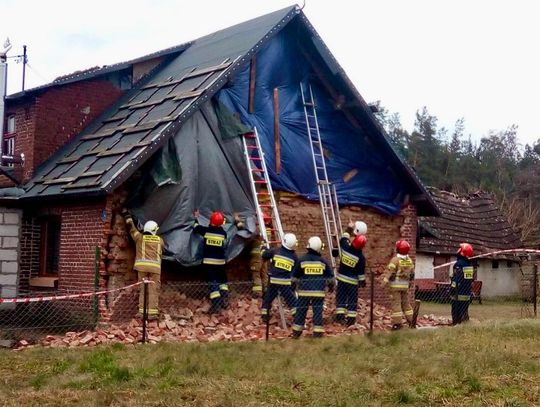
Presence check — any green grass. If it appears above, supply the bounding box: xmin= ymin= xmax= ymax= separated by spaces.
xmin=1 ymin=320 xmax=539 ymax=406
xmin=420 ymin=298 xmax=528 ymax=321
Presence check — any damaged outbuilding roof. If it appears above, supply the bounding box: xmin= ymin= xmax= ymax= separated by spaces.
xmin=419 ymin=187 xmax=522 ymax=255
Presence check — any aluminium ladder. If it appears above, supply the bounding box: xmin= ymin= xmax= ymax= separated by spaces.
xmin=242 ymin=127 xmax=287 ymax=330
xmin=242 ymin=127 xmax=284 ymax=247
xmin=300 ymin=82 xmax=342 ymax=270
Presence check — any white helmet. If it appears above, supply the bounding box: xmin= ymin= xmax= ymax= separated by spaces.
xmin=143 ymin=220 xmax=159 ymax=235
xmin=282 ymin=233 xmax=297 ymax=250
xmin=307 ymin=236 xmax=323 ymax=252
xmin=354 ymin=221 xmax=367 ymax=236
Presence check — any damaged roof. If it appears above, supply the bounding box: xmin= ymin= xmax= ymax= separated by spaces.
xmin=418 ymin=187 xmax=522 ymax=255
xmin=19 ymin=5 xmax=439 ymax=215
xmin=22 ymin=5 xmax=298 ymax=199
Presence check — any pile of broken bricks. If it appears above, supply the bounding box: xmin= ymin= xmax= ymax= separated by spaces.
xmin=11 ymin=293 xmax=451 ymax=350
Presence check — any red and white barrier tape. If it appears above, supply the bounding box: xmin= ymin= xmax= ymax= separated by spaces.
xmin=433 ymin=248 xmax=540 ymax=270
xmin=0 ymin=280 xmax=152 ymax=304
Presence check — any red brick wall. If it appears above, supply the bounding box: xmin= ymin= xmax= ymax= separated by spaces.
xmin=58 ymin=202 xmax=110 ymax=292
xmin=20 ymin=201 xmax=111 ymax=293
xmin=1 ymin=79 xmax=124 ymax=187
xmin=0 ymin=103 xmax=36 ymax=187
xmin=32 ymin=80 xmax=124 ymax=182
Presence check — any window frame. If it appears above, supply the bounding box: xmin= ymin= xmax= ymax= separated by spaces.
xmin=38 ymin=216 xmax=62 ymax=277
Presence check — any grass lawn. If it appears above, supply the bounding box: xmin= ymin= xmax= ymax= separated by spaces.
xmin=419 ymin=298 xmax=530 ymax=322
xmin=0 ymin=320 xmax=539 ymax=406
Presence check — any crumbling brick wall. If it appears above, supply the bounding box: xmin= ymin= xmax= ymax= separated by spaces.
xmin=277 ymin=194 xmax=417 ymax=308
xmin=106 ymin=192 xmax=418 ymax=310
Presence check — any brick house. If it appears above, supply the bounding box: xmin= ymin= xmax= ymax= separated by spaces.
xmin=416 ymin=187 xmax=523 ymax=297
xmin=0 ymin=6 xmax=438 ymax=312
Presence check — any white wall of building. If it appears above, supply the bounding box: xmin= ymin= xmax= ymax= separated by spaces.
xmin=416 ymin=253 xmax=521 ymax=297
xmin=476 ymin=259 xmax=521 ymax=298
xmin=415 ymin=254 xmax=434 ymax=279
xmin=0 ymin=207 xmax=21 ymax=309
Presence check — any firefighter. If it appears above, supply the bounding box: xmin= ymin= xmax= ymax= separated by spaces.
xmin=248 ymin=235 xmax=265 ymax=297
xmin=451 ymin=243 xmax=474 ymax=325
xmin=333 ymin=220 xmax=367 ymax=326
xmin=384 ymin=240 xmax=415 ymax=330
xmin=124 ymin=212 xmax=164 ymax=319
xmin=247 ymin=213 xmax=273 ymax=297
xmin=192 ymin=209 xmax=236 ymax=313
xmin=260 ymin=233 xmax=299 ymax=322
xmin=292 ymin=236 xmax=334 ymax=338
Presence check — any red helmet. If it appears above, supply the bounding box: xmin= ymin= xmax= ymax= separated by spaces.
xmin=458 ymin=243 xmax=473 ymax=258
xmin=352 ymin=235 xmax=367 ymax=250
xmin=209 ymin=211 xmax=225 ymax=227
xmin=395 ymin=240 xmax=410 ymax=255
xmin=262 ymin=212 xmax=272 ymax=226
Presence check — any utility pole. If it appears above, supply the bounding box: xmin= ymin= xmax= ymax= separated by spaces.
xmin=22 ymin=45 xmax=27 ymax=91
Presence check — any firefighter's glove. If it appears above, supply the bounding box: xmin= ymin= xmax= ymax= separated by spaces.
xmin=359 ymin=280 xmax=366 ymax=288
xmin=331 ymin=248 xmax=339 ymax=258
xmin=389 ymin=272 xmax=396 ymax=282
xmin=409 ymin=272 xmax=415 ymax=281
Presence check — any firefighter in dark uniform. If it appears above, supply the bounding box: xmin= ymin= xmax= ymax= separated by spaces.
xmin=451 ymin=243 xmax=474 ymax=325
xmin=333 ymin=223 xmax=367 ymax=326
xmin=192 ymin=210 xmax=236 ymax=313
xmin=124 ymin=212 xmax=164 ymax=319
xmin=260 ymin=233 xmax=299 ymax=322
xmin=292 ymin=236 xmax=334 ymax=338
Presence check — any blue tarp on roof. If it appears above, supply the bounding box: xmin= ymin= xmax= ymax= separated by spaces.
xmin=217 ymin=24 xmax=405 ymax=214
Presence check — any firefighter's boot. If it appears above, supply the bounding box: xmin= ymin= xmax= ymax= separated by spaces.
xmin=292 ymin=330 xmax=302 ymax=339
xmin=391 ymin=323 xmax=402 ymax=331
xmin=333 ymin=314 xmax=345 ymax=324
xmin=207 ymin=302 xmax=221 ymax=314
xmin=312 ymin=332 xmax=324 ymax=338
xmin=346 ymin=317 xmax=356 ymax=327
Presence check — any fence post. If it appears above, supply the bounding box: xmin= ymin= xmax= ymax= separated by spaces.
xmin=93 ymin=246 xmax=100 ymax=325
xmin=142 ymin=278 xmax=149 ymax=344
xmin=534 ymin=264 xmax=538 ymax=318
xmin=369 ymin=269 xmax=374 ymax=335
xmin=265 ymin=275 xmax=271 ymax=342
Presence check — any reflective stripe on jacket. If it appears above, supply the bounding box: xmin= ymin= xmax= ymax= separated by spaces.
xmin=127 ymin=218 xmax=163 ymax=274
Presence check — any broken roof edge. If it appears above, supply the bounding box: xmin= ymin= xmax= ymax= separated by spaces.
xmin=7 ymin=41 xmax=193 ymax=101
xmin=296 ymin=12 xmax=440 ymax=217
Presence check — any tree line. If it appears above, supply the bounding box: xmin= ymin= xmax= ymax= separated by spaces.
xmin=372 ymin=104 xmax=540 ymax=247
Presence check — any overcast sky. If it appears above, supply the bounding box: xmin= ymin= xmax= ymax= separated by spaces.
xmin=2 ymin=0 xmax=539 ymax=146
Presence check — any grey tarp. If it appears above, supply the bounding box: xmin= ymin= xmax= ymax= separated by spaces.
xmin=128 ymin=101 xmax=256 ymax=266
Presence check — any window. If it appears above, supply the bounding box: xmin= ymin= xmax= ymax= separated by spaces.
xmin=492 ymin=260 xmax=499 ymax=269
xmin=506 ymin=260 xmax=513 ymax=268
xmin=3 ymin=137 xmax=15 ymax=167
xmin=6 ymin=115 xmax=15 ymax=134
xmin=39 ymin=216 xmax=61 ymax=277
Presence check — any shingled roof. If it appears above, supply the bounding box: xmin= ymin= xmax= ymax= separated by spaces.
xmin=21 ymin=6 xmax=298 ymax=199
xmin=418 ymin=187 xmax=522 ymax=255
xmin=17 ymin=5 xmax=439 ymax=216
